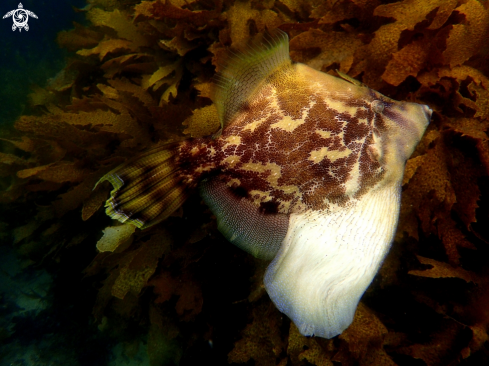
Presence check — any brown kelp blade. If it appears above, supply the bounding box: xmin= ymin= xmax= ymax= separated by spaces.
xmin=96 ymin=143 xmax=188 ymax=229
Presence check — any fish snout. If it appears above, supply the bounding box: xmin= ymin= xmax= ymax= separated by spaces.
xmin=421 ymin=104 xmax=433 ymax=125
xmin=381 ymin=101 xmax=431 ymax=163
xmin=402 ymin=101 xmax=431 ymax=136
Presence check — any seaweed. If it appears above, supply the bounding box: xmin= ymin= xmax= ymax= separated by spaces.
xmin=2 ymin=0 xmax=489 ymax=365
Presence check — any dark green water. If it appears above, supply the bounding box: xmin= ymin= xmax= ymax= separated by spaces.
xmin=0 ymin=0 xmax=85 ymax=126
xmin=0 ymin=2 xmax=124 ymax=365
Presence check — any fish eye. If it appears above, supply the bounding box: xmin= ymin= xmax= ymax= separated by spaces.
xmin=371 ymin=100 xmax=384 ymax=114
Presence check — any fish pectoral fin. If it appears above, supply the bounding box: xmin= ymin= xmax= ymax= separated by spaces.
xmin=199 ymin=178 xmax=289 ymax=260
xmin=214 ymin=29 xmax=292 ymax=130
xmin=264 ymin=184 xmax=401 ymax=338
xmin=96 ymin=143 xmax=188 ymax=229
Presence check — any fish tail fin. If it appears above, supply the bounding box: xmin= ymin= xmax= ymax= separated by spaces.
xmin=96 ymin=143 xmax=189 ymax=229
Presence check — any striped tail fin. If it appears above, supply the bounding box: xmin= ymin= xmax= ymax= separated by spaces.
xmin=96 ymin=143 xmax=189 ymax=229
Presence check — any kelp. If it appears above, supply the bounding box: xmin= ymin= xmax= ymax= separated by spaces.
xmin=2 ymin=0 xmax=489 ymax=364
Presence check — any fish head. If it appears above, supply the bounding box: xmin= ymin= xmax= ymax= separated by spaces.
xmin=364 ymin=89 xmax=432 ymax=184
xmin=294 ymin=63 xmax=431 ymax=191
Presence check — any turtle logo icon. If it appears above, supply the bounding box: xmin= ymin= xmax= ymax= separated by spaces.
xmin=3 ymin=3 xmax=38 ymax=32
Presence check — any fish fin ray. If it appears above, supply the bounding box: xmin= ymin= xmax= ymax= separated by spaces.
xmin=199 ymin=178 xmax=288 ymax=260
xmin=214 ymin=29 xmax=291 ymax=130
xmin=97 ymin=143 xmax=188 ymax=229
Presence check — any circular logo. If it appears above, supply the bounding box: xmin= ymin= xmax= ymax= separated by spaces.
xmin=2 ymin=3 xmax=38 ymax=32
xmin=12 ymin=9 xmax=28 ymax=29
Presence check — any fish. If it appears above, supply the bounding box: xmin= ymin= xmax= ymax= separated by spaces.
xmin=97 ymin=29 xmax=431 ymax=339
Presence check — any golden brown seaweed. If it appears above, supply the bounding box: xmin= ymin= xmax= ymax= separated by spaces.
xmin=2 ymin=0 xmax=489 ymax=364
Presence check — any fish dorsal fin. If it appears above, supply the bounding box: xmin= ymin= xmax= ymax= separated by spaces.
xmin=214 ymin=29 xmax=291 ymax=130
xmin=199 ymin=177 xmax=289 ymax=260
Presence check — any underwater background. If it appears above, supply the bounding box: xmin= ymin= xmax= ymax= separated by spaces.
xmin=0 ymin=0 xmax=86 ymax=127
xmin=1 ymin=0 xmax=489 ymax=365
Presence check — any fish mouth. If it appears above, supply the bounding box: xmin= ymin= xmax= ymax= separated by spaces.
xmin=422 ymin=104 xmax=433 ymax=123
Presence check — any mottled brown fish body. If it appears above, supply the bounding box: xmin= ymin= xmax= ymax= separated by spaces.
xmin=181 ymin=61 xmax=429 ymax=217
xmin=213 ymin=63 xmax=386 ymax=215
xmin=98 ymin=29 xmax=431 ymax=339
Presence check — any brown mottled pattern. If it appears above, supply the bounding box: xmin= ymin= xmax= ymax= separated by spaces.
xmin=177 ymin=139 xmax=219 ymax=185
xmin=100 ymin=31 xmax=430 ymax=229
xmin=177 ymin=67 xmax=385 ymax=215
